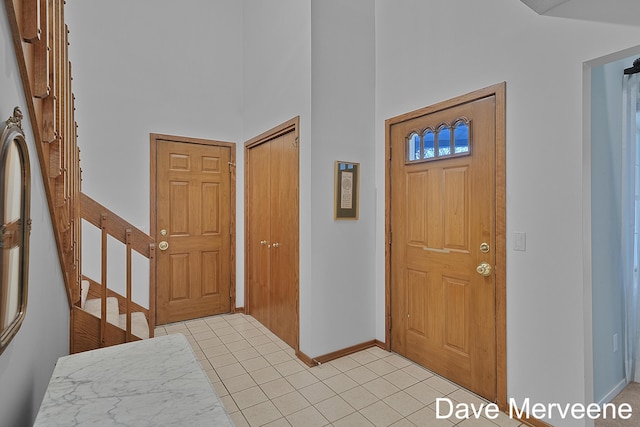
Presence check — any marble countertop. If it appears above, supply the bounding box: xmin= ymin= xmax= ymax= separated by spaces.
xmin=33 ymin=333 xmax=233 ymax=426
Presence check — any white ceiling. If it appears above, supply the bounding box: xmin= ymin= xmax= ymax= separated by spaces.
xmin=521 ymin=0 xmax=640 ymax=27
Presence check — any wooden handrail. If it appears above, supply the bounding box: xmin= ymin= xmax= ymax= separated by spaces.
xmin=80 ymin=193 xmax=153 ymax=257
xmin=81 ymin=192 xmax=156 ymax=344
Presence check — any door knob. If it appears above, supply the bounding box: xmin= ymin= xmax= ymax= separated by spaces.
xmin=260 ymin=240 xmax=268 ymax=245
xmin=476 ymin=262 xmax=492 ymax=277
xmin=272 ymin=242 xmax=280 ymax=248
xmin=159 ymin=241 xmax=169 ymax=251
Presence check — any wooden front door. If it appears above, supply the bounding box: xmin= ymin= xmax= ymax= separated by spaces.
xmin=245 ymin=118 xmax=299 ymax=351
xmin=153 ymin=134 xmax=235 ymax=325
xmin=388 ymin=85 xmax=505 ymax=402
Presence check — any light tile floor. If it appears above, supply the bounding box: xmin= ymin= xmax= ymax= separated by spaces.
xmin=154 ymin=313 xmax=525 ymax=427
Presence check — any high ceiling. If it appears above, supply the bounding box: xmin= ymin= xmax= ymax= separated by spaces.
xmin=521 ymin=0 xmax=640 ymax=27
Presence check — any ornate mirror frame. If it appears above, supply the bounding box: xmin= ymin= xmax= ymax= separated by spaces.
xmin=0 ymin=107 xmax=31 ymax=355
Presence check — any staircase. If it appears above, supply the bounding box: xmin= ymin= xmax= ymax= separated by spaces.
xmin=80 ymin=280 xmax=149 ymax=340
xmin=6 ymin=0 xmax=156 ymax=353
xmin=70 ymin=194 xmax=156 ymax=354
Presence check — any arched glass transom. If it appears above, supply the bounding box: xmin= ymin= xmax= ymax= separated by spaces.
xmin=405 ymin=118 xmax=471 ymax=163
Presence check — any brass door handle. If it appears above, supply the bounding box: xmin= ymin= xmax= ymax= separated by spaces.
xmin=272 ymin=243 xmax=280 ymax=248
xmin=159 ymin=241 xmax=169 ymax=251
xmin=476 ymin=262 xmax=492 ymax=277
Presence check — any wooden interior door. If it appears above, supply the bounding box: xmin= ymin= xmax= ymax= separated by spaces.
xmin=269 ymin=130 xmax=299 ymax=349
xmin=246 ymin=118 xmax=299 ymax=351
xmin=389 ymin=94 xmax=497 ymax=400
xmin=154 ymin=136 xmax=233 ymax=324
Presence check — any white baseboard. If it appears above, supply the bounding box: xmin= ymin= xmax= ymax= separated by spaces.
xmin=598 ymin=378 xmax=628 ymax=405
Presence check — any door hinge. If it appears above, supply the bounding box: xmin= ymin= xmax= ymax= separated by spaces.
xmin=388 ymin=315 xmax=392 ymax=331
xmin=389 ymin=230 xmax=392 ymax=245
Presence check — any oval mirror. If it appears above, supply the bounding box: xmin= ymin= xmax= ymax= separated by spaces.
xmin=0 ymin=107 xmax=31 ymax=355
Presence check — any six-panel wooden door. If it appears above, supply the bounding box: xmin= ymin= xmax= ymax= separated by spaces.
xmin=389 ymin=94 xmax=498 ymax=401
xmin=155 ymin=137 xmax=233 ymax=324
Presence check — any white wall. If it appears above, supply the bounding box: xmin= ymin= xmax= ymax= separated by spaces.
xmin=375 ymin=1 xmax=640 ymax=425
xmin=309 ymin=0 xmax=376 ymax=355
xmin=0 ymin=7 xmax=70 ymax=426
xmin=65 ymin=0 xmax=243 ymax=305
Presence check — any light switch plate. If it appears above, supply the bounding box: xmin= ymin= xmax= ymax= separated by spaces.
xmin=514 ymin=232 xmax=526 ymax=251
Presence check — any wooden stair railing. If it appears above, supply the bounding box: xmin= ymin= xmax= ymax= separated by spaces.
xmin=5 ymin=0 xmax=82 ymax=311
xmin=73 ymin=193 xmax=156 ymax=353
xmin=5 ymin=0 xmax=159 ymax=353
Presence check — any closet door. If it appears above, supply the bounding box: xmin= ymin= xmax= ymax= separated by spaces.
xmin=247 ymin=141 xmax=271 ymax=328
xmin=269 ymin=131 xmax=299 ymax=349
xmin=245 ymin=118 xmax=300 ymax=352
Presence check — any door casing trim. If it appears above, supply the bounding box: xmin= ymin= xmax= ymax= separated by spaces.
xmin=150 ymin=133 xmax=237 ymax=323
xmin=384 ymin=83 xmax=506 ymax=409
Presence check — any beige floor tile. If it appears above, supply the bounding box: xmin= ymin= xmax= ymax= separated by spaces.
xmin=264 ymin=418 xmax=292 ymax=427
xmin=241 ymin=355 xmax=271 ymax=372
xmin=360 ymin=400 xmax=403 ymax=427
xmin=332 ymin=411 xmax=375 ymax=427
xmin=345 ymin=365 xmax=379 ymax=385
xmin=264 ymin=350 xmax=295 ymax=365
xmin=274 ymin=359 xmax=306 ymax=377
xmin=272 ymin=390 xmax=311 ymax=416
xmin=407 ymin=408 xmax=459 ymax=427
xmin=226 ymin=338 xmax=253 ymax=352
xmin=324 ymin=372 xmax=359 ymax=394
xmin=196 ymin=335 xmax=224 ymax=350
xmin=286 ymin=406 xmax=329 ymax=427
xmin=205 ymin=368 xmax=220 ymax=384
xmin=220 ymin=331 xmax=246 ymax=344
xmin=215 ymin=326 xmax=237 ymax=336
xmin=446 ymin=388 xmax=486 ymax=406
xmin=367 ymin=346 xmax=392 ymax=359
xmin=250 ymin=365 xmax=282 ymax=385
xmin=350 ymin=350 xmax=381 ymax=365
xmin=298 ymin=381 xmax=336 ymax=404
xmin=457 ymin=417 xmax=507 ymax=427
xmin=341 ymin=385 xmax=379 ymax=410
xmin=255 ymin=341 xmax=283 ymax=355
xmin=234 ymin=346 xmax=262 ymax=362
xmin=364 ymin=377 xmax=401 ymax=400
xmin=314 ymin=395 xmax=355 ymax=422
xmin=215 ymin=362 xmax=246 ymax=380
xmin=211 ymin=380 xmax=229 ymax=397
xmin=261 ymin=377 xmax=296 ymax=399
xmin=229 ymin=411 xmax=250 ymax=427
xmin=423 ymin=376 xmax=459 ymax=396
xmin=366 ymin=359 xmax=399 ymax=376
xmin=383 ymin=370 xmax=420 ymax=390
xmin=404 ymin=382 xmax=442 ymax=406
xmin=232 ymin=385 xmax=269 ymax=410
xmin=309 ymin=363 xmax=341 ymax=381
xmin=384 ymin=390 xmax=424 ymax=417
xmin=223 ymin=372 xmax=257 ymax=393
xmin=248 ymin=334 xmax=274 ymax=346
xmin=240 ymin=328 xmax=265 ymax=338
xmin=210 ymin=352 xmax=239 ymax=368
xmin=242 ymin=400 xmax=283 ymax=427
xmin=203 ymin=344 xmax=231 ymax=358
xmin=389 ymin=419 xmax=416 ymax=427
xmin=330 ymin=356 xmax=361 ymax=372
xmin=191 ymin=330 xmax=216 ymax=341
xmin=400 ymin=364 xmax=433 ymax=382
xmin=383 ymin=354 xmax=413 ymax=369
xmin=220 ymin=394 xmax=239 ymax=413
xmin=286 ymin=370 xmax=319 ymax=389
